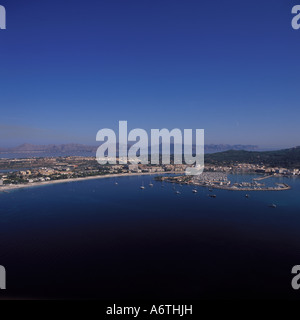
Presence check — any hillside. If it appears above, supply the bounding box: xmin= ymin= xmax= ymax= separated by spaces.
xmin=205 ymin=146 xmax=300 ymax=168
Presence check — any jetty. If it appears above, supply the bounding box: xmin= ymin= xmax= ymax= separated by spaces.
xmin=253 ymin=174 xmax=275 ymax=181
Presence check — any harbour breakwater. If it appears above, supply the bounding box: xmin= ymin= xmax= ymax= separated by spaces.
xmin=156 ymin=175 xmax=292 ymax=192
xmin=192 ymin=182 xmax=291 ymax=191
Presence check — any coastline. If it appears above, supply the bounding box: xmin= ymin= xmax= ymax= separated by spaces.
xmin=161 ymin=180 xmax=292 ymax=192
xmin=0 ymin=171 xmax=295 ymax=193
xmin=0 ymin=171 xmax=183 ymax=192
xmin=191 ymin=183 xmax=291 ymax=191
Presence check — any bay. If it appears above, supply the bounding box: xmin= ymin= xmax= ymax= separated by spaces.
xmin=0 ymin=174 xmax=299 ymax=299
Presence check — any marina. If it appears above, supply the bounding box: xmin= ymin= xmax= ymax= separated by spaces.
xmin=156 ymin=172 xmax=292 ymax=192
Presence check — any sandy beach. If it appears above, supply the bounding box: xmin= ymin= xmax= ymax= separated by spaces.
xmin=0 ymin=171 xmax=183 ymax=192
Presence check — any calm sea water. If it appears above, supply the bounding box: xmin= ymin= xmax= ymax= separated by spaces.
xmin=0 ymin=174 xmax=300 ymax=299
xmin=0 ymin=151 xmax=96 ymax=159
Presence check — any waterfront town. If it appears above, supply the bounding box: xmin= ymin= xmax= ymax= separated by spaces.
xmin=0 ymin=156 xmax=298 ymax=190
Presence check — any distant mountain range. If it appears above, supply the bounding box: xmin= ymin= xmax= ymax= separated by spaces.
xmin=0 ymin=143 xmax=97 ymax=153
xmin=1 ymin=143 xmax=299 ymax=168
xmin=0 ymin=143 xmax=259 ymax=154
xmin=204 ymin=144 xmax=258 ymax=153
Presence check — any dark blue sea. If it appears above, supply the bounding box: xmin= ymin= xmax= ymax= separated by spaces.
xmin=0 ymin=174 xmax=300 ymax=299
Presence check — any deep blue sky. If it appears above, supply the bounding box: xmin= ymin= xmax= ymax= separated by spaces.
xmin=0 ymin=0 xmax=299 ymax=148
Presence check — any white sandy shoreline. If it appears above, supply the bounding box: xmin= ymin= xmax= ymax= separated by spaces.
xmin=0 ymin=172 xmax=182 ymax=192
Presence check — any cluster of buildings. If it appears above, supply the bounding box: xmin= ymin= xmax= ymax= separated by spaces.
xmin=206 ymin=163 xmax=300 ymax=176
xmin=0 ymin=160 xmax=188 ymax=186
xmin=1 ymin=155 xmax=300 ymax=187
xmin=126 ymin=164 xmax=185 ymax=173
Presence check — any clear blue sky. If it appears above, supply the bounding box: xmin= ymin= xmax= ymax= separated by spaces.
xmin=0 ymin=0 xmax=299 ymax=148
